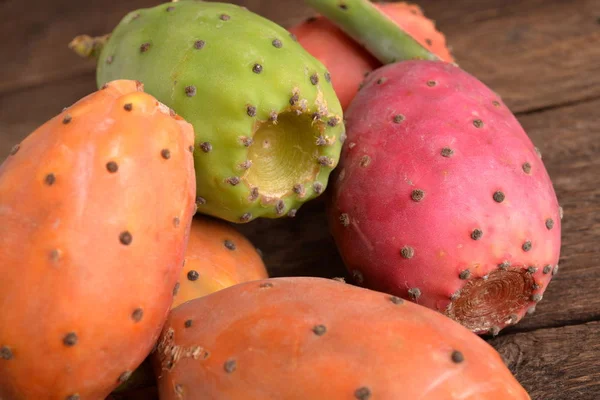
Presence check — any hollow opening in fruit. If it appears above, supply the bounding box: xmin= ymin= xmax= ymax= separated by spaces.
xmin=244 ymin=112 xmax=321 ymax=200
xmin=444 ymin=268 xmax=535 ymax=333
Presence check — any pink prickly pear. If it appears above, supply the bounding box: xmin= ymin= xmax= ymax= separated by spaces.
xmin=306 ymin=0 xmax=562 ymax=335
xmin=0 ymin=80 xmax=196 ymax=399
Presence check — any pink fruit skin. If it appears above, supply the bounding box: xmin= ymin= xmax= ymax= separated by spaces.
xmin=328 ymin=60 xmax=561 ymax=334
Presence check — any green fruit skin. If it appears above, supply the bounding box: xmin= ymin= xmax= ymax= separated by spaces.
xmin=96 ymin=1 xmax=344 ymax=223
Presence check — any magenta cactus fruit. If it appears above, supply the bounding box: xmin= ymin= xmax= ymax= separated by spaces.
xmin=328 ymin=60 xmax=561 ymax=335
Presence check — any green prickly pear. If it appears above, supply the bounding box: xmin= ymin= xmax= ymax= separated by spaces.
xmin=71 ymin=1 xmax=345 ymax=223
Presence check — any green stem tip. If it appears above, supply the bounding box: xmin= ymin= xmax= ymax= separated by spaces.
xmin=304 ymin=0 xmax=440 ymax=64
xmin=68 ymin=34 xmax=109 ymax=60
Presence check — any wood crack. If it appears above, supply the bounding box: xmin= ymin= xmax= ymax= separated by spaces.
xmin=515 ymin=94 xmax=600 ymax=117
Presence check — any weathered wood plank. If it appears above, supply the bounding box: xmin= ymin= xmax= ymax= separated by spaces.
xmin=1 ymin=0 xmax=599 ymax=114
xmin=0 ymin=73 xmax=98 ymax=158
xmin=0 ymin=0 xmax=150 ymax=94
xmin=412 ymin=0 xmax=600 ymax=113
xmin=490 ymin=320 xmax=600 ymax=400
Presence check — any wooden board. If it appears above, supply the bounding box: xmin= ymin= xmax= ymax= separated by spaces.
xmin=490 ymin=321 xmax=600 ymax=400
xmin=413 ymin=0 xmax=600 ymax=113
xmin=1 ymin=0 xmax=599 ymax=113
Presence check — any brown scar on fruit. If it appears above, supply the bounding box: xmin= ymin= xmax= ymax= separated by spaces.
xmin=275 ymin=200 xmax=285 ymax=215
xmin=359 ymin=155 xmax=371 ymax=167
xmin=411 ymin=189 xmax=425 ymax=202
xmin=312 ymin=324 xmax=327 ymax=336
xmin=445 ymin=268 xmax=535 ymax=333
xmin=317 ymin=156 xmax=335 ymax=167
xmin=408 ymin=288 xmax=421 ymax=300
xmin=293 ymin=184 xmax=306 ymax=198
xmin=352 ymin=270 xmax=364 ymax=285
xmin=313 ymin=182 xmax=324 ymax=194
xmin=400 ymin=246 xmax=414 ymax=259
xmin=239 ymin=160 xmax=252 ymax=170
xmin=316 ymin=135 xmax=336 ymax=146
xmin=49 ymin=249 xmax=62 ymax=263
xmin=340 ymin=213 xmax=350 ymax=227
xmin=248 ymin=187 xmax=259 ymax=202
xmin=156 ymin=328 xmax=209 ymax=372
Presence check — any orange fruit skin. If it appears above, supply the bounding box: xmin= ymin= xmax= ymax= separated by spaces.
xmin=153 ymin=277 xmax=530 ymax=400
xmin=0 ymin=80 xmax=196 ymax=400
xmin=172 ymin=216 xmax=269 ymax=310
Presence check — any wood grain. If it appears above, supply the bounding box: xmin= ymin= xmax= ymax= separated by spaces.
xmin=406 ymin=0 xmax=600 ymax=113
xmin=1 ymin=0 xmax=599 ymax=114
xmin=490 ymin=321 xmax=600 ymax=400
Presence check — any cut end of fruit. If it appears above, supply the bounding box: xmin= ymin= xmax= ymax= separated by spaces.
xmin=243 ymin=112 xmax=323 ymax=202
xmin=445 ymin=268 xmax=535 ymax=334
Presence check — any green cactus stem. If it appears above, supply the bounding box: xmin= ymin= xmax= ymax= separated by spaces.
xmin=304 ymin=0 xmax=440 ymax=64
xmin=68 ymin=34 xmax=109 ymax=59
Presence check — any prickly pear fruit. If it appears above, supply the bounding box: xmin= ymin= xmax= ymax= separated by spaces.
xmin=111 ymin=214 xmax=269 ymax=397
xmin=73 ymin=1 xmax=345 ymax=223
xmin=0 ymin=80 xmax=196 ymax=399
xmin=327 ymin=60 xmax=561 ymax=335
xmin=289 ymin=2 xmax=454 ymax=109
xmin=173 ymin=215 xmax=269 ymax=309
xmin=152 ymin=277 xmax=531 ymax=399
xmin=307 ymin=0 xmax=561 ymax=335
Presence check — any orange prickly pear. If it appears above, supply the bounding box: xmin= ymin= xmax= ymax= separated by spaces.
xmin=289 ymin=2 xmax=454 ymax=109
xmin=0 ymin=80 xmax=196 ymax=400
xmin=152 ymin=277 xmax=530 ymax=399
xmin=173 ymin=215 xmax=269 ymax=309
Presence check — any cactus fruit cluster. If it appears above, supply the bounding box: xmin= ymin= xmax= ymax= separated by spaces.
xmin=0 ymin=0 xmax=563 ymax=398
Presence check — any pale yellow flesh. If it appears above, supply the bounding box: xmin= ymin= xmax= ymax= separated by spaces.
xmin=244 ymin=113 xmax=320 ymax=200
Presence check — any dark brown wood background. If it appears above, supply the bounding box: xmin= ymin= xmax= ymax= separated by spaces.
xmin=1 ymin=0 xmax=599 ymax=399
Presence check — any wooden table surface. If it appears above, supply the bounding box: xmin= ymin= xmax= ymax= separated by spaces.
xmin=1 ymin=0 xmax=599 ymax=399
